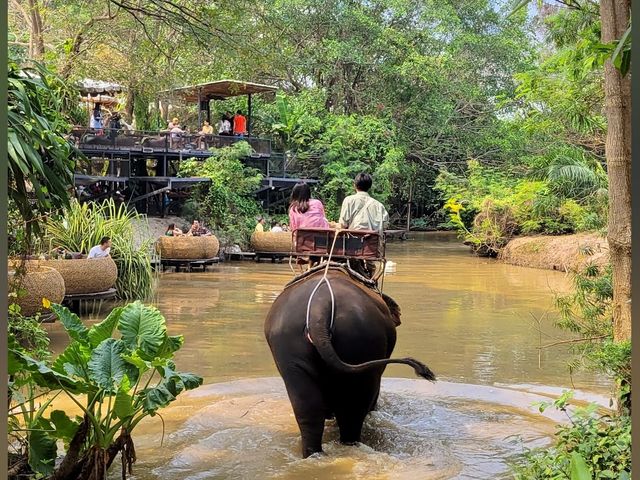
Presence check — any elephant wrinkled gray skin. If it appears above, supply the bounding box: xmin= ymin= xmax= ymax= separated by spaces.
xmin=265 ymin=269 xmax=435 ymax=458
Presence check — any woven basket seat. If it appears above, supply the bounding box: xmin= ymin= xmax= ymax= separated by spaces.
xmin=157 ymin=235 xmax=220 ymax=259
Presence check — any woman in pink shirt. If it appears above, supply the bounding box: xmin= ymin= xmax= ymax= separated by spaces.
xmin=288 ymin=183 xmax=329 ymax=231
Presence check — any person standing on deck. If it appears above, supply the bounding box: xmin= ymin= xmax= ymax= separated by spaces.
xmin=218 ymin=115 xmax=231 ymax=136
xmin=233 ymin=110 xmax=247 ymax=137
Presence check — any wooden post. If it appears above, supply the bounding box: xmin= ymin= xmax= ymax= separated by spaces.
xmin=247 ymin=93 xmax=253 ymax=137
xmin=406 ymin=183 xmax=413 ymax=231
xmin=197 ymin=88 xmax=202 ymax=128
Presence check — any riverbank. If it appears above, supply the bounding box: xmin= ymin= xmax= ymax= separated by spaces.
xmin=499 ymin=233 xmax=609 ymax=272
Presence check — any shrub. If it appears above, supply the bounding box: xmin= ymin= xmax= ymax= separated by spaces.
xmin=513 ymin=392 xmax=631 ymax=480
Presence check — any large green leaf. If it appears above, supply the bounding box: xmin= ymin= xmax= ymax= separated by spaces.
xmin=51 ymin=303 xmax=89 ymax=344
xmin=28 ymin=429 xmax=57 ymax=475
xmin=87 ymin=339 xmax=137 ymax=393
xmin=49 ymin=410 xmax=80 ymax=443
xmin=141 ymin=379 xmax=181 ymax=414
xmin=114 ymin=388 xmax=135 ymax=420
xmin=570 ymin=451 xmax=592 ymax=480
xmin=88 ymin=306 xmax=123 ymax=348
xmin=117 ymin=301 xmax=166 ymax=359
xmin=158 ymin=361 xmax=203 ymax=392
xmin=12 ymin=349 xmax=81 ymax=393
xmin=52 ymin=341 xmax=92 ymax=381
xmin=156 ymin=335 xmax=185 ymax=359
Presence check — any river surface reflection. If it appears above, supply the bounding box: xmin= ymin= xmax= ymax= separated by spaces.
xmin=45 ymin=232 xmax=611 ymax=479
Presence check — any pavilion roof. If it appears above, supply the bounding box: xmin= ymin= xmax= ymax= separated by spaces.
xmin=161 ymin=79 xmax=278 ymax=102
xmin=76 ymin=79 xmax=125 ymax=95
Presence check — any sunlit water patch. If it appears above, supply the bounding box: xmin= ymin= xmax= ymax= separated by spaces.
xmin=123 ymin=377 xmax=575 ymax=480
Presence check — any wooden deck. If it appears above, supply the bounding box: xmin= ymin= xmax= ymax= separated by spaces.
xmin=160 ymin=257 xmax=220 ymax=272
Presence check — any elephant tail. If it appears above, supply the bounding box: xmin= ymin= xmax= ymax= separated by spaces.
xmin=307 ymin=299 xmax=436 ymax=381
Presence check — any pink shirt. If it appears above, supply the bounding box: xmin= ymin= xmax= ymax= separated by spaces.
xmin=289 ymin=199 xmax=329 ymax=231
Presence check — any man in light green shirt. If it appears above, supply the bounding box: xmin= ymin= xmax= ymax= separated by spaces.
xmin=338 ymin=173 xmax=389 ymax=234
xmin=338 ymin=173 xmax=388 ymax=279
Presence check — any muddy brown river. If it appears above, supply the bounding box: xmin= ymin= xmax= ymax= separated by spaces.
xmin=46 ymin=232 xmax=611 ymax=479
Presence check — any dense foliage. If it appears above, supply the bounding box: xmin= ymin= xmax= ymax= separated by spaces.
xmin=7 ymin=58 xmax=79 ymax=242
xmin=9 ymin=301 xmax=202 ymax=479
xmin=178 ymin=142 xmax=264 ymax=247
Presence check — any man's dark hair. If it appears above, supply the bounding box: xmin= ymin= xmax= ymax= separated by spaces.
xmin=100 ymin=236 xmax=110 ymax=245
xmin=354 ymin=173 xmax=372 ymax=192
xmin=236 ymin=110 xmax=243 ymax=115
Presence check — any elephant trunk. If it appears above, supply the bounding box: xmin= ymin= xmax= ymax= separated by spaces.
xmin=307 ymin=291 xmax=436 ymax=381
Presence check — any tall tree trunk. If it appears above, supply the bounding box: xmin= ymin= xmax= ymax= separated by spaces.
xmin=600 ymin=0 xmax=632 ymax=342
xmin=27 ymin=0 xmax=45 ymax=59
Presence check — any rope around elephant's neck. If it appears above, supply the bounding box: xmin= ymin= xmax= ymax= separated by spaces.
xmin=305 ymin=228 xmax=342 ymax=343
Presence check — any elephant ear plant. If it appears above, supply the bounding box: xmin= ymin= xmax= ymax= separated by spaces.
xmin=8 ymin=301 xmax=203 ymax=480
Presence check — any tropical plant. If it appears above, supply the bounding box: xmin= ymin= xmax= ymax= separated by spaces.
xmin=513 ymin=391 xmax=631 ymax=480
xmin=8 ymin=57 xmax=81 ymax=243
xmin=44 ymin=199 xmax=155 ymax=300
xmin=8 ymin=301 xmax=203 ymax=479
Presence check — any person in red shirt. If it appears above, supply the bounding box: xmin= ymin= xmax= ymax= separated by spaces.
xmin=233 ymin=110 xmax=247 ymax=137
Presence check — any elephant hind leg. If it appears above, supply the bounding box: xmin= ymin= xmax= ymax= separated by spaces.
xmin=335 ymin=409 xmax=368 ymax=445
xmin=281 ymin=369 xmax=327 ymax=458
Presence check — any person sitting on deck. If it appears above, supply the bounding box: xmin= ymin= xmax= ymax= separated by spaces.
xmin=288 ymin=183 xmax=329 ymax=232
xmin=233 ymin=110 xmax=247 ymax=137
xmin=200 ymin=120 xmax=214 ymax=135
xmin=88 ymin=237 xmax=112 ymax=259
xmin=271 ymin=221 xmax=284 ymax=233
xmin=255 ymin=217 xmax=266 ymax=232
xmin=165 ymin=223 xmax=184 ymax=236
xmin=187 ymin=220 xmax=212 ymax=237
xmin=338 ymin=172 xmax=389 ymax=278
xmin=281 ymin=222 xmax=290 ymax=232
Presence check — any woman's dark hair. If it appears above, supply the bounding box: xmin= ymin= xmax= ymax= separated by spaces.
xmin=290 ymin=183 xmax=311 ymax=214
xmin=354 ymin=172 xmax=372 ymax=192
xmin=99 ymin=236 xmax=110 ymax=245
xmin=167 ymin=223 xmax=175 ymax=230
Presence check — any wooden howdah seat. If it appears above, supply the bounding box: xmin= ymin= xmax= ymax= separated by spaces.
xmin=292 ymin=228 xmax=382 ymax=260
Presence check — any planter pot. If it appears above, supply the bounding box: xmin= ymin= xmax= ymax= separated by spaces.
xmin=8 ymin=264 xmax=65 ymax=316
xmin=37 ymin=257 xmax=118 ymax=294
xmin=157 ymin=236 xmax=220 ymax=259
xmin=250 ymin=232 xmax=293 ymax=253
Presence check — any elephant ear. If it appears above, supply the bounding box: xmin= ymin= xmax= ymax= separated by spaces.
xmin=381 ymin=293 xmax=401 ymax=326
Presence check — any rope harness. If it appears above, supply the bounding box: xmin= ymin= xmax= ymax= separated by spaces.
xmin=284 ymin=229 xmax=386 ymax=345
xmin=302 ymin=228 xmax=342 ymax=344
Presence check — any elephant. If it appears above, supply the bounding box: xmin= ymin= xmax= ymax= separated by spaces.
xmin=264 ymin=267 xmax=435 ymax=458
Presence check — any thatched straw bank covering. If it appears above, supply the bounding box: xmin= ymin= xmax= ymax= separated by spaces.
xmin=8 ymin=265 xmax=65 ymax=316
xmin=250 ymin=232 xmax=293 ymax=253
xmin=499 ymin=233 xmax=609 ymax=271
xmin=37 ymin=257 xmax=117 ymax=294
xmin=156 ymin=236 xmax=220 ymax=259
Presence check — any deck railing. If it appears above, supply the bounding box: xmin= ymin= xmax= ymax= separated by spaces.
xmin=71 ymin=127 xmax=272 ymax=157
